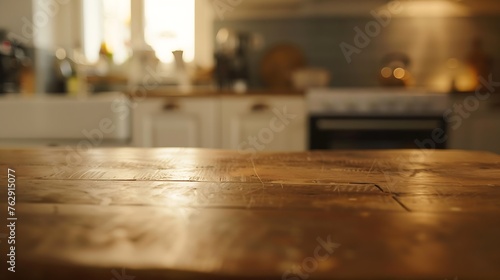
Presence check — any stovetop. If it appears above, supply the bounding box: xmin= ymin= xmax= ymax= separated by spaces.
xmin=307 ymin=88 xmax=450 ymax=116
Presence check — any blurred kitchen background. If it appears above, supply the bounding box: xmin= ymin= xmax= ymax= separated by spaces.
xmin=0 ymin=0 xmax=499 ymax=153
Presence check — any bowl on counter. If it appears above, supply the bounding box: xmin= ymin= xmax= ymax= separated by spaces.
xmin=291 ymin=68 xmax=331 ymax=90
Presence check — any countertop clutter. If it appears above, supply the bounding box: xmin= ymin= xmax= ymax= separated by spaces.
xmin=1 ymin=148 xmax=500 ymax=279
xmin=126 ymin=88 xmax=306 ymax=99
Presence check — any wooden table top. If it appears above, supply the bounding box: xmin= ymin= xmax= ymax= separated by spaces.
xmin=1 ymin=148 xmax=499 ymax=280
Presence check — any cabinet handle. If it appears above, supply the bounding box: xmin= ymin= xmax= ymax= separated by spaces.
xmin=163 ymin=103 xmax=180 ymax=111
xmin=251 ymin=103 xmax=270 ymax=112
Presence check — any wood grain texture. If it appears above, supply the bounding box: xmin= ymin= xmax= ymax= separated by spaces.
xmin=0 ymin=148 xmax=499 ymax=280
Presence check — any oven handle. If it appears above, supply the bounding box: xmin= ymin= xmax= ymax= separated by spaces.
xmin=316 ymin=119 xmax=443 ymax=131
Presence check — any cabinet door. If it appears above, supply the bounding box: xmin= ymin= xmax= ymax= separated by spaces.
xmin=468 ymin=114 xmax=500 ymax=153
xmin=133 ymin=97 xmax=219 ymax=148
xmin=221 ymin=96 xmax=307 ymax=153
xmin=448 ymin=97 xmax=500 ymax=153
xmin=143 ymin=111 xmax=200 ymax=147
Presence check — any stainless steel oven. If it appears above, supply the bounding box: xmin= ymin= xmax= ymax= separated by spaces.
xmin=309 ymin=116 xmax=447 ymax=149
xmin=307 ymin=88 xmax=450 ymax=150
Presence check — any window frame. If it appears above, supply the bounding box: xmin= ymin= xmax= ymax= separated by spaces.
xmin=81 ymin=0 xmax=214 ymax=67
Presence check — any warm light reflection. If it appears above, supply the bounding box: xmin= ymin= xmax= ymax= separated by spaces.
xmin=454 ymin=67 xmax=477 ymax=92
xmin=397 ymin=0 xmax=470 ymax=17
xmin=430 ymin=59 xmax=478 ymax=92
xmin=393 ymin=68 xmax=406 ymax=80
xmin=381 ymin=67 xmax=393 ymax=78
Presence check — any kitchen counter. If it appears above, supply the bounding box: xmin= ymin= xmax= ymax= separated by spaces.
xmin=127 ymin=88 xmax=305 ymax=99
xmin=1 ymin=148 xmax=500 ymax=279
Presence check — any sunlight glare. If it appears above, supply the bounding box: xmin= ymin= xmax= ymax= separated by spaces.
xmin=144 ymin=0 xmax=195 ymax=63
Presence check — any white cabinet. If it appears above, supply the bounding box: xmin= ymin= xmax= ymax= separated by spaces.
xmin=132 ymin=95 xmax=307 ymax=152
xmin=132 ymin=97 xmax=219 ymax=148
xmin=221 ymin=96 xmax=307 ymax=152
xmin=448 ymin=96 xmax=500 ymax=154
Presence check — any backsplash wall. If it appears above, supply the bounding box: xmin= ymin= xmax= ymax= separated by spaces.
xmin=215 ymin=16 xmax=500 ymax=90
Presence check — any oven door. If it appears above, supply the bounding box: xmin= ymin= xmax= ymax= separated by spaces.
xmin=309 ymin=116 xmax=447 ymax=150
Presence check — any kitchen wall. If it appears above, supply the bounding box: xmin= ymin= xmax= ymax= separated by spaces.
xmin=0 ymin=0 xmax=33 ymax=45
xmin=215 ymin=16 xmax=500 ymax=90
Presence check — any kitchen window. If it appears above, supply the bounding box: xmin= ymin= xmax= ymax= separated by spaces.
xmin=144 ymin=0 xmax=195 ymax=63
xmin=83 ymin=0 xmax=196 ymax=65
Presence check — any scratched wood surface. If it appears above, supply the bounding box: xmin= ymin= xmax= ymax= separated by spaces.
xmin=0 ymin=148 xmax=499 ymax=280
